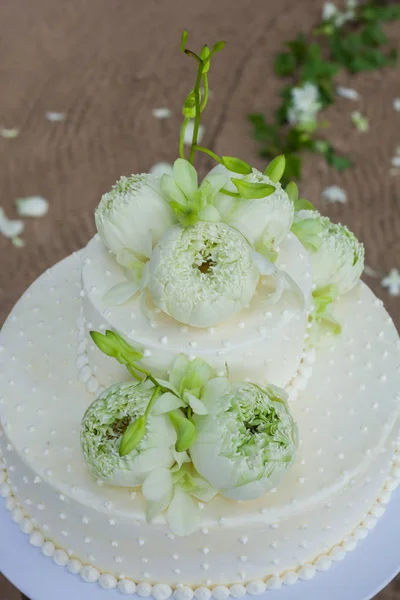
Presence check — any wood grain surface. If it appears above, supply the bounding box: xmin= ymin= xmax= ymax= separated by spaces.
xmin=0 ymin=0 xmax=399 ymax=598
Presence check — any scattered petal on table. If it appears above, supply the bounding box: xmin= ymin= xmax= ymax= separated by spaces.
xmin=363 ymin=265 xmax=382 ymax=278
xmin=0 ymin=207 xmax=24 ymax=238
xmin=45 ymin=112 xmax=66 ymax=121
xmin=152 ymin=108 xmax=172 ymax=119
xmin=321 ymin=185 xmax=347 ymax=204
xmin=15 ymin=196 xmax=49 ymax=218
xmin=12 ymin=236 xmax=25 ymax=248
xmin=184 ymin=120 xmax=204 ymax=145
xmin=1 ymin=128 xmax=19 ymax=138
xmin=393 ymin=98 xmax=400 ymax=112
xmin=381 ymin=269 xmax=400 ymax=296
xmin=391 ymin=156 xmax=400 ymax=168
xmin=336 ymin=86 xmax=359 ymax=101
xmin=351 ymin=111 xmax=369 ymax=132
xmin=149 ymin=162 xmax=174 ymax=177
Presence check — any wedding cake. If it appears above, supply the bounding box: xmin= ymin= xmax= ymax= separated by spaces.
xmin=1 ymin=32 xmax=399 ymax=598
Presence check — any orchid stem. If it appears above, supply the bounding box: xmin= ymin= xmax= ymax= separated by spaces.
xmin=193 ymin=144 xmax=221 ymax=163
xmin=200 ymin=74 xmax=209 ymax=113
xmin=189 ymin=57 xmax=205 ymax=165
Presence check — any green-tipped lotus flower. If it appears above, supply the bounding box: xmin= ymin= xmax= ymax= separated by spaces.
xmin=190 ymin=378 xmax=298 ymax=501
xmin=95 ymin=173 xmax=176 ymax=262
xmin=210 ymin=165 xmax=294 ymax=252
xmin=148 ymin=221 xmax=259 ymax=327
xmin=293 ymin=210 xmax=364 ymax=295
xmin=81 ymin=380 xmax=176 ymax=486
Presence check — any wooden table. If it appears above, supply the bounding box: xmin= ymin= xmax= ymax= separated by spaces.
xmin=0 ymin=0 xmax=399 ymax=598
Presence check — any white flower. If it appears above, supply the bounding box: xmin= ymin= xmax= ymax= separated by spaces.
xmin=322 ymin=2 xmax=338 ymax=21
xmin=211 ymin=165 xmax=294 ymax=249
xmin=336 ymin=86 xmax=359 ymax=101
xmin=148 ymin=221 xmax=259 ymax=327
xmin=287 ymin=83 xmax=321 ymax=128
xmin=381 ymin=269 xmax=400 ymax=296
xmin=95 ymin=173 xmax=176 ymax=261
xmin=80 ymin=380 xmax=176 ymax=487
xmin=142 ymin=462 xmax=216 ymax=536
xmin=149 ymin=162 xmax=174 ymax=177
xmin=184 ymin=120 xmax=204 ymax=145
xmin=190 ymin=379 xmax=298 ymax=501
xmin=0 ymin=207 xmax=24 ymax=239
xmin=351 ymin=111 xmax=369 ymax=132
xmin=393 ymin=98 xmax=400 ymax=112
xmin=152 ymin=108 xmax=172 ymax=120
xmin=293 ymin=210 xmax=364 ymax=295
xmin=15 ymin=196 xmax=49 ymax=217
xmin=45 ymin=112 xmax=65 ymax=122
xmin=321 ymin=185 xmax=347 ymax=204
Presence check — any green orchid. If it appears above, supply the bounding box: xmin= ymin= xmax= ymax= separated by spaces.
xmin=160 ymin=158 xmax=227 ymax=226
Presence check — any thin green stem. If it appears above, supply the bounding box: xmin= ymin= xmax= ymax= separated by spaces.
xmin=145 ymin=386 xmax=161 ymax=417
xmin=193 ymin=144 xmax=221 ymax=163
xmin=179 ymin=117 xmax=189 ymax=159
xmin=200 ymin=74 xmax=209 ymax=113
xmin=189 ymin=59 xmax=205 ymax=165
xmin=126 ymin=365 xmax=142 ymax=381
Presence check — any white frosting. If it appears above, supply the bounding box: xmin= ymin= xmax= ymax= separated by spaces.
xmin=80 ymin=233 xmax=312 ymax=389
xmin=0 ymin=251 xmax=400 ymax=598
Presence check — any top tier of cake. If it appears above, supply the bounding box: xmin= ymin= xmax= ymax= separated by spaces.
xmin=80 ymin=231 xmax=312 ymax=391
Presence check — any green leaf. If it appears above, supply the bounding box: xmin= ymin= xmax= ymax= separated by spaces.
xmin=169 ymin=410 xmax=197 ymax=452
xmin=211 ymin=40 xmax=225 ymax=55
xmin=180 ymin=30 xmax=188 ymax=53
xmin=285 ymin=181 xmax=299 ymax=203
xmin=200 ymin=45 xmax=211 ymax=73
xmin=119 ymin=416 xmax=146 ymax=456
xmin=284 ymin=153 xmax=302 ymax=181
xmin=231 ymin=178 xmax=275 ymax=199
xmin=286 ymin=34 xmax=309 ymax=64
xmin=221 ymin=156 xmax=252 ymax=175
xmin=90 ymin=331 xmax=119 ymax=359
xmin=293 ymin=198 xmax=316 ymax=212
xmin=274 ymin=52 xmax=296 ymax=76
xmin=106 ymin=330 xmax=144 ymax=362
xmin=264 ymin=155 xmax=286 ymax=182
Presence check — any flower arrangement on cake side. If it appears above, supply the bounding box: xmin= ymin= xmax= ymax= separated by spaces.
xmin=80 ymin=31 xmax=365 ymax=536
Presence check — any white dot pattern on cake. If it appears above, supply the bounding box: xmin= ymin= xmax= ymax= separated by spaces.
xmin=0 ymin=252 xmax=399 ymax=595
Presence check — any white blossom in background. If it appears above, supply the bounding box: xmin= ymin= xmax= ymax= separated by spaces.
xmin=45 ymin=112 xmax=65 ymax=122
xmin=321 ymin=185 xmax=347 ymax=204
xmin=363 ymin=265 xmax=381 ymax=278
xmin=1 ymin=128 xmax=19 ymax=138
xmin=336 ymin=86 xmax=359 ymax=101
xmin=393 ymin=98 xmax=400 ymax=112
xmin=11 ymin=236 xmax=25 ymax=248
xmin=381 ymin=269 xmax=400 ymax=296
xmin=391 ymin=156 xmax=400 ymax=168
xmin=152 ymin=108 xmax=172 ymax=120
xmin=184 ymin=119 xmax=204 ymax=145
xmin=15 ymin=196 xmax=49 ymax=218
xmin=323 ymin=1 xmax=357 ymax=26
xmin=322 ymin=2 xmax=338 ymax=21
xmin=0 ymin=207 xmax=24 ymax=239
xmin=149 ymin=162 xmax=174 ymax=178
xmin=351 ymin=111 xmax=369 ymax=132
xmin=287 ymin=83 xmax=321 ymax=128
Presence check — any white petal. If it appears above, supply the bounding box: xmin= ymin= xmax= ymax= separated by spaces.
xmin=151 ymin=392 xmax=184 ymax=415
xmin=149 ymin=162 xmax=174 ymax=178
xmin=103 ymin=281 xmax=138 ymax=306
xmin=251 ymin=251 xmax=276 ymax=275
xmin=142 ymin=468 xmax=173 ymax=503
xmin=173 ymin=159 xmax=198 ymax=199
xmin=45 ymin=112 xmax=65 ymax=121
xmin=152 ymin=108 xmax=172 ymax=120
xmin=172 ymin=449 xmax=191 ymax=469
xmin=184 ymin=120 xmax=204 ymax=145
xmin=201 ymin=378 xmax=231 ymax=409
xmin=1 ymin=128 xmax=19 ymax=138
xmin=0 ymin=207 xmax=24 ymax=238
xmin=321 ymin=185 xmax=347 ymax=204
xmin=15 ymin=196 xmax=49 ymax=217
xmin=393 ymin=98 xmax=400 ymax=112
xmin=184 ymin=391 xmax=208 ymax=415
xmin=167 ymin=486 xmax=201 ymax=536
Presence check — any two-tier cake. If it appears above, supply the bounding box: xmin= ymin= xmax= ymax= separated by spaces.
xmin=1 ymin=31 xmax=399 ymax=599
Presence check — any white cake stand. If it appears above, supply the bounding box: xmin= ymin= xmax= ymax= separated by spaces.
xmin=1 ymin=490 xmax=399 ymax=600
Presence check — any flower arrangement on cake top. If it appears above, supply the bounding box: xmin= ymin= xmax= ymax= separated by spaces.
xmin=80 ymin=31 xmax=365 ymax=536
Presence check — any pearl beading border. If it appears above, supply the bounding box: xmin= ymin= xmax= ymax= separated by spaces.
xmin=76 ymin=310 xmax=315 ymax=401
xmin=1 ymin=437 xmax=399 ymax=599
